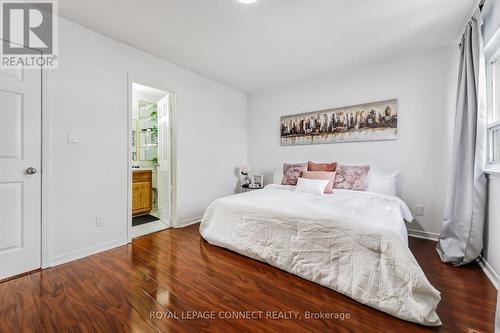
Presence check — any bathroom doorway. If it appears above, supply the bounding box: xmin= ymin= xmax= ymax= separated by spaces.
xmin=129 ymin=82 xmax=175 ymax=239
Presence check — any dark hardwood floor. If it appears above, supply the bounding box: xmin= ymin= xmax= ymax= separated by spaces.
xmin=0 ymin=223 xmax=496 ymax=333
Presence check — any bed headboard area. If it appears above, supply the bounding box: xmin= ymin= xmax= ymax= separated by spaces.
xmin=271 ymin=164 xmax=400 ymax=197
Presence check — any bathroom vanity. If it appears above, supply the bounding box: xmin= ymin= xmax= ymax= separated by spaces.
xmin=132 ymin=169 xmax=152 ymax=217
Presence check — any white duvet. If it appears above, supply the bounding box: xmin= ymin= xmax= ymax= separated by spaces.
xmin=199 ymin=184 xmax=441 ymax=326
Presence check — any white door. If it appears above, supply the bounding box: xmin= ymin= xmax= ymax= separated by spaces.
xmin=0 ymin=64 xmax=42 ymax=279
xmin=157 ymin=94 xmax=171 ymax=226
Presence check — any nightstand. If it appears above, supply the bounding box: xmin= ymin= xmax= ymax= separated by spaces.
xmin=240 ymin=187 xmax=263 ymax=193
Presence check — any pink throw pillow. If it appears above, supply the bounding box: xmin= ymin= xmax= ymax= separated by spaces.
xmin=308 ymin=161 xmax=337 ymax=172
xmin=334 ymin=165 xmax=370 ymax=191
xmin=302 ymin=171 xmax=337 ymax=193
xmin=282 ymin=162 xmax=308 ymax=185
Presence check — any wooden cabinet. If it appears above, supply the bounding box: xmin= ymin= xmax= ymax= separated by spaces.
xmin=132 ymin=170 xmax=152 ymax=217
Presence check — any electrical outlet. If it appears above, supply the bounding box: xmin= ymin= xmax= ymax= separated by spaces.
xmin=67 ymin=130 xmax=79 ymax=143
xmin=415 ymin=205 xmax=424 ymax=216
xmin=96 ymin=215 xmax=104 ymax=227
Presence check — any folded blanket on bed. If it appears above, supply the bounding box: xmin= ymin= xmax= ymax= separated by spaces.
xmin=199 ymin=184 xmax=441 ymax=326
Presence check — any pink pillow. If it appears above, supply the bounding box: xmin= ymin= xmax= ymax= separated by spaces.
xmin=282 ymin=162 xmax=307 ymax=185
xmin=334 ymin=165 xmax=370 ymax=191
xmin=308 ymin=161 xmax=337 ymax=172
xmin=302 ymin=171 xmax=336 ymax=193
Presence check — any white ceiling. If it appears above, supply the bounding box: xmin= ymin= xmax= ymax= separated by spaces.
xmin=59 ymin=0 xmax=476 ymax=93
xmin=133 ymin=83 xmax=168 ymax=103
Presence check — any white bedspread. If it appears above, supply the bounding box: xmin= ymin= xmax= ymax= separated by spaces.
xmin=199 ymin=185 xmax=441 ymax=326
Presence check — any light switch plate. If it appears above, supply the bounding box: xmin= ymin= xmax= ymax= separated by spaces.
xmin=67 ymin=130 xmax=79 ymax=143
xmin=96 ymin=215 xmax=104 ymax=227
xmin=415 ymin=205 xmax=424 ymax=216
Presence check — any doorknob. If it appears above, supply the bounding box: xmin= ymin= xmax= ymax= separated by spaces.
xmin=26 ymin=167 xmax=37 ymax=175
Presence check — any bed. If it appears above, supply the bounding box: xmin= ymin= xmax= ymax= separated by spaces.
xmin=199 ymin=183 xmax=441 ymax=326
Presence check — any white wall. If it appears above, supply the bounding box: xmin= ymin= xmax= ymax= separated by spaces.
xmin=46 ymin=18 xmax=247 ymax=265
xmin=247 ymin=47 xmax=458 ymax=236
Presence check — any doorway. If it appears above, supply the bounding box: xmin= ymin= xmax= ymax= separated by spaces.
xmin=129 ymin=82 xmax=175 ymax=239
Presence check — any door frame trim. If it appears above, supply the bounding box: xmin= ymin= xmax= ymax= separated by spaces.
xmin=41 ymin=69 xmax=52 ymax=268
xmin=126 ymin=74 xmax=177 ymax=242
xmin=40 ymin=72 xmax=179 ymax=266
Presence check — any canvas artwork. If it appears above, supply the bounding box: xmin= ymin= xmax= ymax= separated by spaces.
xmin=280 ymin=99 xmax=398 ymax=145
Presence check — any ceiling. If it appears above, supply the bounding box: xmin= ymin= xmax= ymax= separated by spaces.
xmin=59 ymin=0 xmax=477 ymax=93
xmin=133 ymin=83 xmax=168 ymax=103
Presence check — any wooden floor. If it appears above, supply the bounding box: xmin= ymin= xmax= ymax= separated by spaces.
xmin=0 ymin=224 xmax=497 ymax=333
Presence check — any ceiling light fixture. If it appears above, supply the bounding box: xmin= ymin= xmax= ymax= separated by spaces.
xmin=238 ymin=0 xmax=258 ymax=4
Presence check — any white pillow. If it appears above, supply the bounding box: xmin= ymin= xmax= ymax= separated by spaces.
xmin=294 ymin=178 xmax=329 ymax=195
xmin=273 ymin=168 xmax=283 ymax=184
xmin=367 ymin=169 xmax=399 ymax=196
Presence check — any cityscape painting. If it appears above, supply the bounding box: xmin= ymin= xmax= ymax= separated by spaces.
xmin=280 ymin=99 xmax=398 ymax=146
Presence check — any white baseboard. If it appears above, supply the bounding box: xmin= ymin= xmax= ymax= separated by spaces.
xmin=407 ymin=229 xmax=440 ymax=241
xmin=47 ymin=216 xmax=200 ymax=267
xmin=478 ymin=258 xmax=499 ymax=289
xmin=49 ymin=237 xmax=128 ymax=267
xmin=175 ymin=216 xmax=202 ymax=228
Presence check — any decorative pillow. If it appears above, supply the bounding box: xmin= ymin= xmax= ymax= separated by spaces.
xmin=308 ymin=161 xmax=337 ymax=172
xmin=367 ymin=169 xmax=399 ymax=196
xmin=294 ymin=178 xmax=329 ymax=195
xmin=282 ymin=163 xmax=307 ymax=185
xmin=302 ymin=171 xmax=337 ymax=193
xmin=334 ymin=165 xmax=370 ymax=191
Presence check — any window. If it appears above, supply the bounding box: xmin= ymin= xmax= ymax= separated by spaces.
xmin=487 ymin=57 xmax=500 ymax=165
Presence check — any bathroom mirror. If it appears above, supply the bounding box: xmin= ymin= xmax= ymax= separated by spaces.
xmin=132 ymin=100 xmax=158 ymax=162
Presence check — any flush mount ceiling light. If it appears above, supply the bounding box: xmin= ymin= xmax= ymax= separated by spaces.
xmin=238 ymin=0 xmax=258 ymax=4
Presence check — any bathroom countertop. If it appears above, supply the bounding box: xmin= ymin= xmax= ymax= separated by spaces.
xmin=132 ymin=168 xmax=154 ymax=172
